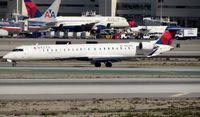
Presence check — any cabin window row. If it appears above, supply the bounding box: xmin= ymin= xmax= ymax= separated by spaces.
xmin=37 ymin=47 xmax=133 ymax=52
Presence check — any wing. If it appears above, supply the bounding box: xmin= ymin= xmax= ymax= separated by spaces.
xmin=87 ymin=55 xmax=132 ymax=62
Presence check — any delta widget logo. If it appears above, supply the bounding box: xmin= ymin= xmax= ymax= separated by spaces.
xmin=44 ymin=9 xmax=56 ymax=18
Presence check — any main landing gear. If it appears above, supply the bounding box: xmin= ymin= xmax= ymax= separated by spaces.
xmin=94 ymin=61 xmax=112 ymax=67
xmin=94 ymin=61 xmax=101 ymax=67
xmin=105 ymin=61 xmax=112 ymax=67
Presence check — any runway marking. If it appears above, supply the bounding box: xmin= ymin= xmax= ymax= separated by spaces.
xmin=170 ymin=92 xmax=189 ymax=97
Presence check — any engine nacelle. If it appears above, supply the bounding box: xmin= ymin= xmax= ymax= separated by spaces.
xmin=0 ymin=29 xmax=9 ymax=37
xmin=139 ymin=42 xmax=155 ymax=50
xmin=92 ymin=22 xmax=107 ymax=31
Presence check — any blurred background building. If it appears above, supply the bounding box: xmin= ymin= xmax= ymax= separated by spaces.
xmin=0 ymin=0 xmax=200 ymax=29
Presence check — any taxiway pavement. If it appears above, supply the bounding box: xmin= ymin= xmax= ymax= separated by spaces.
xmin=0 ymin=78 xmax=199 ymax=100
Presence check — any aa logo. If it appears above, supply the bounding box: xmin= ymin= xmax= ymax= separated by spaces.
xmin=44 ymin=9 xmax=56 ymax=18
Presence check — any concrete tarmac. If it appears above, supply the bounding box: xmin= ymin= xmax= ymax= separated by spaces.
xmin=0 ymin=78 xmax=200 ymax=100
xmin=0 ymin=66 xmax=200 ymax=79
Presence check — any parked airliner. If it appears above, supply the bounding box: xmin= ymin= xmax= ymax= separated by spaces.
xmin=54 ymin=16 xmax=131 ymax=32
xmin=0 ymin=21 xmax=22 ymax=37
xmin=3 ymin=28 xmax=178 ymax=67
xmin=24 ymin=0 xmax=133 ymax=32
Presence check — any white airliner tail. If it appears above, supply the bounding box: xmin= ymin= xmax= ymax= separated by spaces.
xmin=30 ymin=0 xmax=61 ymax=23
xmin=41 ymin=0 xmax=61 ymax=20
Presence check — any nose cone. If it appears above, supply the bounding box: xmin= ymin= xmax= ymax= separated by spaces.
xmin=3 ymin=53 xmax=12 ymax=60
xmin=3 ymin=54 xmax=8 ymax=59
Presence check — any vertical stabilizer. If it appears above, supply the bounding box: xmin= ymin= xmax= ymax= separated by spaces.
xmin=41 ymin=0 xmax=61 ymax=19
xmin=24 ymin=0 xmax=42 ymax=18
xmin=155 ymin=28 xmax=179 ymax=45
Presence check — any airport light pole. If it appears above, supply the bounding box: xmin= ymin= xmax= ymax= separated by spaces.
xmin=15 ymin=0 xmax=19 ymax=22
xmin=105 ymin=0 xmax=107 ymax=16
xmin=160 ymin=0 xmax=163 ymax=22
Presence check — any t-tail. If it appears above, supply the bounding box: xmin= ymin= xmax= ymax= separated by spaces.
xmin=24 ymin=0 xmax=42 ymax=18
xmin=139 ymin=28 xmax=179 ymax=57
xmin=155 ymin=27 xmax=179 ymax=45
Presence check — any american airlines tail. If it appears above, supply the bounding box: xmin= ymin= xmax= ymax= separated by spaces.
xmin=28 ymin=0 xmax=61 ymax=23
xmin=24 ymin=0 xmax=42 ymax=18
xmin=40 ymin=0 xmax=61 ymax=20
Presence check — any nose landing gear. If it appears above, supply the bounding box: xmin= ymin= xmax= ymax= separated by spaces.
xmin=6 ymin=59 xmax=16 ymax=67
xmin=12 ymin=61 xmax=17 ymax=67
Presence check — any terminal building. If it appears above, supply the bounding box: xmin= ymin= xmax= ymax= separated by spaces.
xmin=0 ymin=0 xmax=200 ymax=30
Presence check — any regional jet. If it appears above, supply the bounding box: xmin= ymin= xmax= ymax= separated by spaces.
xmin=3 ymin=28 xmax=178 ymax=67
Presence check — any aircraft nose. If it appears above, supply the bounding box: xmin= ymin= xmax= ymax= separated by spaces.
xmin=2 ymin=54 xmax=9 ymax=62
xmin=3 ymin=53 xmax=12 ymax=60
xmin=3 ymin=54 xmax=8 ymax=59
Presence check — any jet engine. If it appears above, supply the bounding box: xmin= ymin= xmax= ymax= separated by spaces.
xmin=92 ymin=22 xmax=108 ymax=31
xmin=58 ymin=24 xmax=64 ymax=31
xmin=138 ymin=42 xmax=155 ymax=50
xmin=0 ymin=29 xmax=9 ymax=37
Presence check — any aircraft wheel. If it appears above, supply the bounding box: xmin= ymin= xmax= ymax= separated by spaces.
xmin=12 ymin=61 xmax=17 ymax=67
xmin=105 ymin=62 xmax=112 ymax=67
xmin=94 ymin=62 xmax=101 ymax=67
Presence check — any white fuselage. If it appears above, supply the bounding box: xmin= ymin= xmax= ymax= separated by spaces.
xmin=3 ymin=42 xmax=138 ymax=61
xmin=55 ymin=16 xmax=129 ymax=28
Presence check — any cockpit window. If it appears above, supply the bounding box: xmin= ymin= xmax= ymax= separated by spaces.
xmin=12 ymin=49 xmax=24 ymax=52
